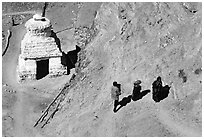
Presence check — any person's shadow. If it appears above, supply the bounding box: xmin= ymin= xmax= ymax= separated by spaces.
xmin=115 ymin=89 xmax=150 ymax=112
xmin=132 ymin=89 xmax=151 ymax=101
xmin=153 ymin=85 xmax=171 ymax=102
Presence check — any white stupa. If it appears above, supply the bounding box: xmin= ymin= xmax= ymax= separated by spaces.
xmin=18 ymin=14 xmax=67 ymax=81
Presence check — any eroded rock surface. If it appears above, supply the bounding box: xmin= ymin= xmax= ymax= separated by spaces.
xmin=46 ymin=2 xmax=201 ymax=136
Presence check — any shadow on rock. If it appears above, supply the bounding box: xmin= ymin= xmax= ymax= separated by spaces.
xmin=115 ymin=95 xmax=132 ymax=112
xmin=132 ymin=89 xmax=151 ymax=101
xmin=61 ymin=46 xmax=81 ymax=74
xmin=114 ymin=90 xmax=150 ymax=113
xmin=153 ymin=85 xmax=171 ymax=103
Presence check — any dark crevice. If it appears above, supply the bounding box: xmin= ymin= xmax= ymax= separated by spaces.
xmin=194 ymin=68 xmax=202 ymax=75
xmin=178 ymin=69 xmax=187 ymax=83
xmin=182 ymin=3 xmax=198 ymax=14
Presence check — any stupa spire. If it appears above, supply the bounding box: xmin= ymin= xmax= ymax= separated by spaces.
xmin=42 ymin=2 xmax=48 ymax=17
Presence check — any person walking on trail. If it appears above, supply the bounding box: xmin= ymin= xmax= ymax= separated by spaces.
xmin=132 ymin=80 xmax=142 ymax=101
xmin=152 ymin=76 xmax=163 ymax=102
xmin=111 ymin=81 xmax=121 ymax=112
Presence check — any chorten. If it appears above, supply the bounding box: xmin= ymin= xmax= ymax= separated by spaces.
xmin=18 ymin=14 xmax=67 ymax=81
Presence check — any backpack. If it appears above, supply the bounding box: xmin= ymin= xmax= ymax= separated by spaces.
xmin=116 ymin=84 xmax=121 ymax=95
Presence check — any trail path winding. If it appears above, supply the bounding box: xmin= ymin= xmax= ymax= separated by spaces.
xmin=157 ymin=104 xmax=201 ymax=136
xmin=2 ymin=11 xmax=37 ymax=16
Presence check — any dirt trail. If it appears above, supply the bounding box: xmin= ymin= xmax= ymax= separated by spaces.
xmin=157 ymin=104 xmax=201 ymax=136
xmin=142 ymin=94 xmax=201 ymax=136
xmin=2 ymin=23 xmax=46 ymax=136
xmin=13 ymin=89 xmax=24 ymax=136
xmin=99 ymin=110 xmax=116 ymax=136
xmin=2 ymin=24 xmax=32 ymax=136
xmin=2 ymin=25 xmax=24 ymax=86
xmin=2 ymin=11 xmax=37 ymax=16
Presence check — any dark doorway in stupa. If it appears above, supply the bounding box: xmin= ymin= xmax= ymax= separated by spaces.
xmin=36 ymin=59 xmax=49 ymax=80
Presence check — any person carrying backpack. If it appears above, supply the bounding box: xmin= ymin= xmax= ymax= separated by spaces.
xmin=111 ymin=81 xmax=121 ymax=112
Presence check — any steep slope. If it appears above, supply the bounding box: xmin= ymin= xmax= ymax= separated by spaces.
xmin=42 ymin=2 xmax=202 ymax=136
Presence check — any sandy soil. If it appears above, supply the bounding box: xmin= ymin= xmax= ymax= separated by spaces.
xmin=2 ymin=2 xmax=202 ymax=137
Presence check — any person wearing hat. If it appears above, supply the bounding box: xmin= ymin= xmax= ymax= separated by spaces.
xmin=111 ymin=81 xmax=121 ymax=112
xmin=132 ymin=80 xmax=142 ymax=101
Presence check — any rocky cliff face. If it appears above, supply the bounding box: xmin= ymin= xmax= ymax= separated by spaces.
xmin=43 ymin=2 xmax=201 ymax=136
